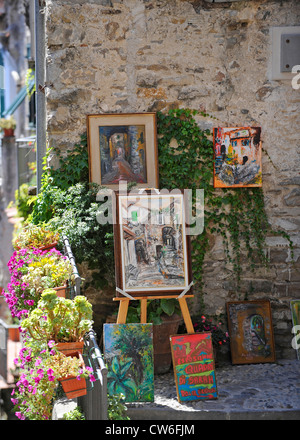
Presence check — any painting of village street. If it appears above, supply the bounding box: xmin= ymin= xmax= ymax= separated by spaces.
xmin=213 ymin=127 xmax=262 ymax=188
xmin=118 ymin=194 xmax=189 ymax=294
xmin=99 ymin=125 xmax=147 ymax=185
xmin=103 ymin=323 xmax=154 ymax=402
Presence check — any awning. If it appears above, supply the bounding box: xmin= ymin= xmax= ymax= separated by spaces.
xmin=1 ymin=78 xmax=35 ymax=117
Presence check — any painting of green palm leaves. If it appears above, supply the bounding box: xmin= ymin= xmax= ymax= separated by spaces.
xmin=104 ymin=323 xmax=154 ymax=402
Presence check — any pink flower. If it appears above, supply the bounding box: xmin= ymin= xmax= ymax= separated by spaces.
xmin=35 ymin=358 xmax=42 ymax=367
xmin=15 ymin=411 xmax=25 ymax=420
xmin=47 ymin=368 xmax=55 ymax=381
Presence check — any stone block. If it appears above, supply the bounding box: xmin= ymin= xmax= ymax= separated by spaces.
xmin=284 ymin=188 xmax=300 ymax=207
xmin=269 ymin=249 xmax=288 ymax=264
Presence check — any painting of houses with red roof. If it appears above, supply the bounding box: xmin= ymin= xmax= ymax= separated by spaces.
xmin=213 ymin=127 xmax=262 ymax=188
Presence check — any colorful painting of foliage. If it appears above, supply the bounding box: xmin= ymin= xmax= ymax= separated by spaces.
xmin=103 ymin=323 xmax=154 ymax=402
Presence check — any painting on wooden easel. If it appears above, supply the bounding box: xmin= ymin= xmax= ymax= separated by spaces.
xmin=114 ymin=190 xmax=193 ymax=298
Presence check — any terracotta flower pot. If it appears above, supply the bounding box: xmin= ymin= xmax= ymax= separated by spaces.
xmin=3 ymin=128 xmax=14 ymax=137
xmin=56 ymin=341 xmax=84 ymax=355
xmin=38 ymin=241 xmax=58 ymax=251
xmin=8 ymin=327 xmax=20 ymax=342
xmin=53 ymin=283 xmax=68 ymax=298
xmin=58 ymin=352 xmax=87 ymax=399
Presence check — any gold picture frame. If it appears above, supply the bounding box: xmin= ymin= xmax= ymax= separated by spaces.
xmin=87 ymin=112 xmax=159 ymax=190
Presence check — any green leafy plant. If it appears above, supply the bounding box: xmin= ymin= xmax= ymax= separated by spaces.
xmin=14 ymin=184 xmax=34 ymax=220
xmin=62 ymin=406 xmax=86 ymax=420
xmin=157 ymin=108 xmax=293 ymax=299
xmin=107 ymin=393 xmax=130 ymax=420
xmin=21 ymin=289 xmax=93 ymax=343
xmin=127 ymin=298 xmax=181 ymax=325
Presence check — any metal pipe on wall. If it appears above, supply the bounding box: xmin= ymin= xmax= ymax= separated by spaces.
xmin=34 ymin=0 xmax=46 ymax=193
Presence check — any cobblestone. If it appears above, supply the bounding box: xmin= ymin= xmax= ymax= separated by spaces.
xmin=127 ymin=359 xmax=300 ymax=420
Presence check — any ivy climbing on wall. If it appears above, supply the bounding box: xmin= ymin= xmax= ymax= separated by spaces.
xmin=28 ymin=108 xmax=293 ymax=310
xmin=157 ymin=108 xmax=293 ymax=300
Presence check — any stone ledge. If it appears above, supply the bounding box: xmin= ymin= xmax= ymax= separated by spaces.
xmin=52 ymin=397 xmax=78 ymax=420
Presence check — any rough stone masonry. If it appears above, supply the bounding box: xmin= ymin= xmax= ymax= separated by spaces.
xmin=44 ymin=0 xmax=300 ymax=359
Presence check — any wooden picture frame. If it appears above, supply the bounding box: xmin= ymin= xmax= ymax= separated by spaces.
xmin=213 ymin=127 xmax=262 ymax=188
xmin=170 ymin=332 xmax=218 ymax=402
xmin=114 ymin=190 xmax=193 ymax=298
xmin=87 ymin=112 xmax=159 ymax=189
xmin=226 ymin=300 xmax=276 ymax=365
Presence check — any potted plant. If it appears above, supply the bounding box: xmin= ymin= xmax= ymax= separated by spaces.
xmin=0 ymin=115 xmax=16 ymax=137
xmin=21 ymin=249 xmax=73 ymax=298
xmin=55 ymin=350 xmax=90 ymax=399
xmin=4 ymin=247 xmax=73 ymax=319
xmin=4 ymin=247 xmax=61 ymax=318
xmin=21 ymin=289 xmax=94 ymax=354
xmin=11 ymin=340 xmax=95 ymax=419
xmin=13 ymin=223 xmax=59 ymax=251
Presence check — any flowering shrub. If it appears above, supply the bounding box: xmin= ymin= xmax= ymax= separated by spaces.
xmin=13 ymin=223 xmax=59 ymax=250
xmin=0 ymin=115 xmax=16 ymax=130
xmin=12 ymin=340 xmax=95 ymax=420
xmin=22 ymin=252 xmax=72 ymax=290
xmin=193 ymin=315 xmax=230 ymax=348
xmin=3 ymin=248 xmax=72 ymax=319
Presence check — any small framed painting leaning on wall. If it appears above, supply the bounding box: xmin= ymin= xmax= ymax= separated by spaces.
xmin=226 ymin=300 xmax=276 ymax=364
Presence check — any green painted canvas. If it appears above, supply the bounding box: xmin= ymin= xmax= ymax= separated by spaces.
xmin=103 ymin=323 xmax=154 ymax=402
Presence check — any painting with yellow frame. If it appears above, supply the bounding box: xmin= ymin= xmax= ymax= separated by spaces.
xmin=87 ymin=113 xmax=159 ymax=190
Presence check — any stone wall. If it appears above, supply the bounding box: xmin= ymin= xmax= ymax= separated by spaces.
xmin=44 ymin=0 xmax=300 ymax=359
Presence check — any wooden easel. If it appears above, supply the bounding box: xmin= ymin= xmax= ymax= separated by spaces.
xmin=113 ymin=294 xmax=195 ymax=334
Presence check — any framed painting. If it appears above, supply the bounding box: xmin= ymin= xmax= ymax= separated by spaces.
xmin=87 ymin=112 xmax=159 ymax=189
xmin=103 ymin=323 xmax=154 ymax=402
xmin=213 ymin=127 xmax=262 ymax=188
xmin=226 ymin=300 xmax=276 ymax=364
xmin=170 ymin=332 xmax=218 ymax=402
xmin=290 ymin=300 xmax=300 ymax=360
xmin=114 ymin=190 xmax=193 ymax=298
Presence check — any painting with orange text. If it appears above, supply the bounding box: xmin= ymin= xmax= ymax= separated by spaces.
xmin=170 ymin=332 xmax=218 ymax=402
